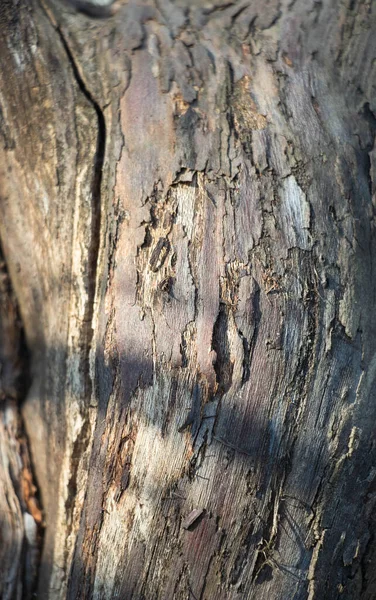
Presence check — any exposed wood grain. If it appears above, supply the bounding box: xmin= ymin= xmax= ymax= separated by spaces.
xmin=0 ymin=0 xmax=376 ymax=598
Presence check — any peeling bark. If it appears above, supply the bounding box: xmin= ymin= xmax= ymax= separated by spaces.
xmin=1 ymin=0 xmax=376 ymax=598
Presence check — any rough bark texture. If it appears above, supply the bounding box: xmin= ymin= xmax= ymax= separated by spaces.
xmin=0 ymin=246 xmax=43 ymax=599
xmin=1 ymin=0 xmax=376 ymax=598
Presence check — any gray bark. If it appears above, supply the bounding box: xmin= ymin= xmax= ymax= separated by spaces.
xmin=0 ymin=0 xmax=376 ymax=598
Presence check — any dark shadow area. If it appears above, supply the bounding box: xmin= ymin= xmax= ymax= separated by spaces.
xmin=16 ymin=312 xmax=372 ymax=600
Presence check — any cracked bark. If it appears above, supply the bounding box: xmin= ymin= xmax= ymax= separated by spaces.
xmin=0 ymin=0 xmax=376 ymax=599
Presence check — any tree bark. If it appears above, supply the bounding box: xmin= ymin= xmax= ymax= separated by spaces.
xmin=1 ymin=0 xmax=376 ymax=598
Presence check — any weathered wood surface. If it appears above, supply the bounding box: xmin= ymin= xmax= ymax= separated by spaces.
xmin=0 ymin=0 xmax=376 ymax=598
xmin=0 ymin=248 xmax=42 ymax=599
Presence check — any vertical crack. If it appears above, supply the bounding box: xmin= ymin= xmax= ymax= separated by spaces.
xmin=212 ymin=303 xmax=234 ymax=396
xmin=39 ymin=3 xmax=107 ymax=584
xmin=40 ymin=2 xmax=106 ymax=362
xmin=50 ymin=24 xmax=105 ymax=357
xmin=54 ymin=18 xmax=106 ymax=574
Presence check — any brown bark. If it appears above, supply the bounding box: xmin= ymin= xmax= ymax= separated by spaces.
xmin=0 ymin=246 xmax=42 ymax=598
xmin=1 ymin=0 xmax=376 ymax=598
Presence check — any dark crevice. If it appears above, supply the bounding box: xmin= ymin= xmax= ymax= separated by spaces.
xmin=244 ymin=282 xmax=261 ymax=386
xmin=212 ymin=303 xmax=233 ymax=396
xmin=238 ymin=328 xmax=250 ymax=384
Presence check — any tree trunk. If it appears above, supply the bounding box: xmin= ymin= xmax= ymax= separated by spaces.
xmin=1 ymin=0 xmax=376 ymax=598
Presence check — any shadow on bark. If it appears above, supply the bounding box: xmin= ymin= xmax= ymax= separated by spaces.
xmin=19 ymin=328 xmax=370 ymax=600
